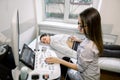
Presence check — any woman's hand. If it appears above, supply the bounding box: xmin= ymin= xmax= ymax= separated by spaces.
xmin=45 ymin=57 xmax=61 ymax=64
xmin=69 ymin=36 xmax=81 ymax=42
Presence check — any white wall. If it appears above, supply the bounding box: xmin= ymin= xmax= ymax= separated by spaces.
xmin=0 ymin=0 xmax=36 ymax=47
xmin=0 ymin=0 xmax=35 ymax=31
xmin=100 ymin=0 xmax=120 ymax=44
xmin=0 ymin=0 xmax=9 ymax=31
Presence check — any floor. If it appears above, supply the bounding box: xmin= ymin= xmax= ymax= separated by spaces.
xmin=100 ymin=70 xmax=120 ymax=80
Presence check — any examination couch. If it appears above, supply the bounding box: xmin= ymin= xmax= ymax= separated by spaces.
xmin=99 ymin=44 xmax=120 ymax=73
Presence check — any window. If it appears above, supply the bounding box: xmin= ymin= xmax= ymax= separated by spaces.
xmin=45 ymin=0 xmax=65 ymax=20
xmin=69 ymin=0 xmax=93 ymax=19
xmin=44 ymin=0 xmax=99 ymax=23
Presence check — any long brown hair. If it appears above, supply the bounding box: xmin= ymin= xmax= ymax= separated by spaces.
xmin=80 ymin=7 xmax=103 ymax=55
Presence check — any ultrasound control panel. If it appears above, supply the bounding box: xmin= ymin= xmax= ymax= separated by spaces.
xmin=27 ymin=47 xmax=61 ymax=80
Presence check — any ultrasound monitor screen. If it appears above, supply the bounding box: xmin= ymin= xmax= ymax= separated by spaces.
xmin=20 ymin=44 xmax=35 ymax=70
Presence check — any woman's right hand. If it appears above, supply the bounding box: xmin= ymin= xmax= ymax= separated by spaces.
xmin=69 ymin=36 xmax=81 ymax=42
xmin=45 ymin=57 xmax=61 ymax=64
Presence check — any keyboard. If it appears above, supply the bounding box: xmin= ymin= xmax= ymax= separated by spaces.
xmin=27 ymin=46 xmax=61 ymax=80
xmin=35 ymin=47 xmax=57 ymax=70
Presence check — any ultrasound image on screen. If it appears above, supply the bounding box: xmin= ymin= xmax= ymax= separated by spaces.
xmin=20 ymin=44 xmax=35 ymax=70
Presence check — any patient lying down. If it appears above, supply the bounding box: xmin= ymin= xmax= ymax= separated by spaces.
xmin=39 ymin=33 xmax=81 ymax=59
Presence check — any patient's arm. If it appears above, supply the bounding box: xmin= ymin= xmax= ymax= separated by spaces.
xmin=50 ymin=39 xmax=77 ymax=59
